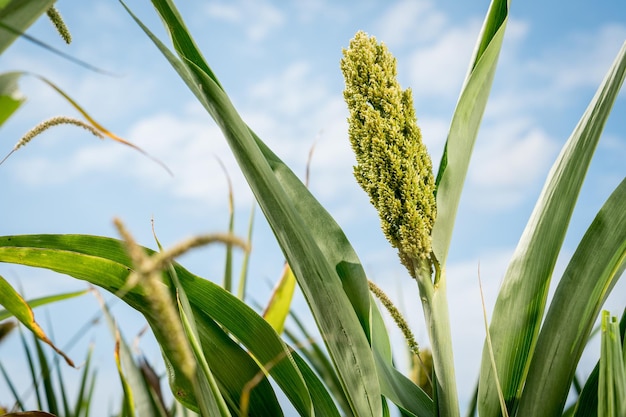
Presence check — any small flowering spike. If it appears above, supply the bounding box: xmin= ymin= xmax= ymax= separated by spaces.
xmin=341 ymin=31 xmax=436 ymax=276
xmin=46 ymin=6 xmax=72 ymax=44
xmin=0 ymin=116 xmax=104 ymax=165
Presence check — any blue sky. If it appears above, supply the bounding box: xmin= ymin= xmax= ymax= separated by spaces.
xmin=1 ymin=0 xmax=625 ymax=414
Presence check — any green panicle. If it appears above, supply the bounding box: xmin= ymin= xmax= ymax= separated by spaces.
xmin=341 ymin=31 xmax=436 ymax=277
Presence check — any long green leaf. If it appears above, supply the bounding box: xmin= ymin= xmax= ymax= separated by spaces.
xmin=424 ymin=3 xmax=509 ymax=412
xmin=431 ymin=0 xmax=509 ymax=265
xmin=478 ymin=41 xmax=626 ymax=417
xmin=171 ymin=265 xmax=232 ymax=417
xmin=124 ymin=1 xmax=382 ymax=415
xmin=0 ymin=0 xmax=55 ymax=54
xmin=33 ymin=334 xmax=58 ymax=415
xmin=0 ymin=290 xmax=88 ymax=322
xmin=517 ymin=177 xmax=626 ymax=416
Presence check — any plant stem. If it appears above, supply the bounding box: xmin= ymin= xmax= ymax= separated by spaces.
xmin=414 ymin=258 xmax=459 ymax=417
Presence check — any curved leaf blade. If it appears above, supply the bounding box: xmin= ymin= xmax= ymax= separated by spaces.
xmin=431 ymin=0 xmax=509 ymax=265
xmin=478 ymin=41 xmax=626 ymax=417
xmin=517 ymin=178 xmax=626 ymax=416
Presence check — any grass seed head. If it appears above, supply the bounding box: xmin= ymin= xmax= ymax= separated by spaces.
xmin=341 ymin=31 xmax=437 ymax=276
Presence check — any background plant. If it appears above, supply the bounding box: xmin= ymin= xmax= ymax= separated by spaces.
xmin=0 ymin=0 xmax=620 ymax=414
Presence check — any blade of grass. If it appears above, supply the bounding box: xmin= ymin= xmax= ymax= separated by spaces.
xmin=0 ymin=290 xmax=89 ymax=322
xmin=0 ymin=360 xmax=26 ymax=411
xmin=214 ymin=157 xmax=235 ymax=293
xmin=431 ymin=0 xmax=509 ymax=265
xmin=72 ymin=346 xmax=95 ymax=417
xmin=0 ymin=0 xmax=55 ymax=54
xmin=478 ymin=270 xmax=508 ymax=417
xmin=0 ymin=275 xmax=74 ymax=367
xmin=237 ymin=203 xmax=255 ymax=301
xmin=170 ymin=264 xmax=232 ymax=417
xmin=32 ymin=335 xmax=58 ymax=415
xmin=478 ymin=41 xmax=626 ymax=417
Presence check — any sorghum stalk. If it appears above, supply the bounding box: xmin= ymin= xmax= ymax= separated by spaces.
xmin=341 ymin=31 xmax=459 ymax=417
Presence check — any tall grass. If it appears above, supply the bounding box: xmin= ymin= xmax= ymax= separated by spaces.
xmin=0 ymin=0 xmax=625 ymax=416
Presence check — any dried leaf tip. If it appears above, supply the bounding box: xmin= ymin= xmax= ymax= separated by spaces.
xmin=341 ymin=31 xmax=436 ymax=277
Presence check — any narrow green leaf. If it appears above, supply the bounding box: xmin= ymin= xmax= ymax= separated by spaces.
xmin=72 ymin=347 xmax=95 ymax=417
xmin=374 ymin=350 xmax=434 ymax=417
xmin=0 ymin=360 xmax=26 ymax=411
xmin=432 ymin=0 xmax=509 ymax=265
xmin=478 ymin=41 xmax=626 ymax=417
xmin=19 ymin=329 xmax=44 ymax=410
xmin=237 ymin=204 xmax=255 ymax=301
xmin=0 ymin=275 xmax=74 ymax=367
xmin=171 ymin=265 xmax=232 ymax=417
xmin=0 ymin=289 xmax=88 ymax=322
xmin=0 ymin=0 xmax=55 ymax=54
xmin=33 ymin=335 xmax=58 ymax=415
xmin=518 ymin=177 xmax=626 ymax=416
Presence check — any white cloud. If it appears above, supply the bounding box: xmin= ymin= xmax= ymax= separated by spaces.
xmin=124 ymin=111 xmax=254 ymax=206
xmin=205 ymin=3 xmax=242 ymax=22
xmin=376 ymin=0 xmax=447 ymax=46
xmin=407 ymin=18 xmax=482 ymax=100
xmin=249 ymin=61 xmax=328 ymax=117
xmin=469 ymin=118 xmax=558 ymax=209
xmin=527 ymin=23 xmax=626 ymax=93
xmin=293 ymin=0 xmax=349 ymax=23
xmin=204 ymin=0 xmax=285 ymax=42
